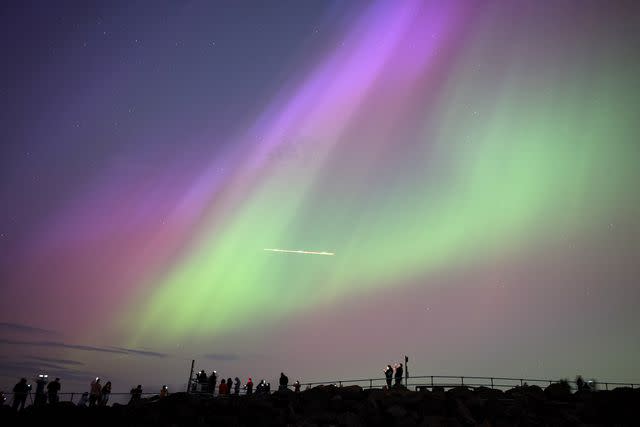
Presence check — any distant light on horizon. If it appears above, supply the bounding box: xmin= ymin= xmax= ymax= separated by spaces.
xmin=263 ymin=248 xmax=335 ymax=256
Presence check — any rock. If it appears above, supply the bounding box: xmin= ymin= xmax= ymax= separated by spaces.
xmin=544 ymin=382 xmax=572 ymax=401
xmin=420 ymin=392 xmax=446 ymax=416
xmin=446 ymin=387 xmax=473 ymax=401
xmin=474 ymin=386 xmax=503 ymax=400
xmin=3 ymin=384 xmax=640 ymax=426
xmin=339 ymin=385 xmax=364 ymax=401
xmin=418 ymin=415 xmax=447 ymax=427
xmin=337 ymin=411 xmax=362 ymax=427
xmin=387 ymin=404 xmax=407 ymax=419
xmin=454 ymin=399 xmax=476 ymax=426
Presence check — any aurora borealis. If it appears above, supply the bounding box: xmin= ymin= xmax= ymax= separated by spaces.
xmin=1 ymin=0 xmax=640 ymax=393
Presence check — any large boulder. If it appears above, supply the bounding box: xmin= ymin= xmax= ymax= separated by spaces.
xmin=453 ymin=398 xmax=476 ymax=426
xmin=419 ymin=392 xmax=446 ymax=416
xmin=338 ymin=385 xmax=365 ymax=401
xmin=544 ymin=382 xmax=572 ymax=401
xmin=446 ymin=386 xmax=474 ymax=401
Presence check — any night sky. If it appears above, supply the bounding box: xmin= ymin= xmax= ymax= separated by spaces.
xmin=2 ymin=0 xmax=640 ymax=395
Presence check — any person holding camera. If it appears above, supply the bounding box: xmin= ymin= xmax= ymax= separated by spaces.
xmin=384 ymin=365 xmax=393 ymax=388
xmin=89 ymin=377 xmax=102 ymax=407
xmin=394 ymin=363 xmax=404 ymax=387
xmin=12 ymin=378 xmax=29 ymax=411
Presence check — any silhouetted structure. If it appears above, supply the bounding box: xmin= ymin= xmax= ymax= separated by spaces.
xmin=76 ymin=392 xmax=89 ymax=407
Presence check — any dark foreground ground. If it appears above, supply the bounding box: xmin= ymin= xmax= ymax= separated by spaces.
xmin=1 ymin=383 xmax=639 ymax=426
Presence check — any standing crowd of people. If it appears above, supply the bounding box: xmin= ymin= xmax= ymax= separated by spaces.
xmin=3 ymin=358 xmax=415 ymax=411
xmin=2 ymin=375 xmax=170 ymax=411
xmin=192 ymin=369 xmax=305 ymax=397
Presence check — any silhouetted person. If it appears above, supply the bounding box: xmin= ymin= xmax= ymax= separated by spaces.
xmin=0 ymin=391 xmax=6 ymax=406
xmin=218 ymin=379 xmax=228 ymax=395
xmin=265 ymin=382 xmax=271 ymax=394
xmin=279 ymin=372 xmax=289 ymax=391
xmin=197 ymin=370 xmax=207 ymax=383
xmin=234 ymin=377 xmax=240 ymax=395
xmin=47 ymin=377 xmax=61 ymax=404
xmin=394 ymin=363 xmax=404 ymax=387
xmin=89 ymin=377 xmax=101 ymax=407
xmin=226 ymin=377 xmax=232 ymax=394
xmin=197 ymin=370 xmax=208 ymax=392
xmin=77 ymin=392 xmax=89 ymax=407
xmin=160 ymin=385 xmax=169 ymax=398
xmin=12 ymin=378 xmax=29 ymax=411
xmin=34 ymin=375 xmax=48 ymax=407
xmin=576 ymin=375 xmax=585 ymax=392
xmin=384 ymin=365 xmax=393 ymax=388
xmin=294 ymin=380 xmax=301 ymax=393
xmin=208 ymin=371 xmax=217 ymax=395
xmin=256 ymin=380 xmax=266 ymax=395
xmin=129 ymin=385 xmax=142 ymax=404
xmin=245 ymin=378 xmax=253 ymax=395
xmin=100 ymin=381 xmax=111 ymax=406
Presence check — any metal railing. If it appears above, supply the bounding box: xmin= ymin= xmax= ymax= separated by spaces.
xmin=2 ymin=392 xmax=159 ymax=407
xmin=3 ymin=375 xmax=638 ymax=408
xmin=296 ymin=375 xmax=640 ymax=392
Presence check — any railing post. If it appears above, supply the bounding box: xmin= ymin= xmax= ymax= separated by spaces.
xmin=520 ymin=379 xmax=523 ymax=387
xmin=70 ymin=393 xmax=75 ymax=403
xmin=490 ymin=378 xmax=494 ymax=389
xmin=605 ymin=383 xmax=608 ymax=390
xmin=369 ymin=379 xmax=372 ymax=389
xmin=186 ymin=359 xmax=195 ymax=394
xmin=430 ymin=376 xmax=433 ymax=387
xmin=339 ymin=381 xmax=342 ymax=387
xmin=461 ymin=376 xmax=464 ymax=386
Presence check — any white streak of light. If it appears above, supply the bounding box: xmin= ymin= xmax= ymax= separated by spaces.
xmin=264 ymin=248 xmax=335 ymax=256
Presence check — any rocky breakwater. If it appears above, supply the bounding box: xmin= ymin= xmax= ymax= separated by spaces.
xmin=1 ymin=383 xmax=639 ymax=426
